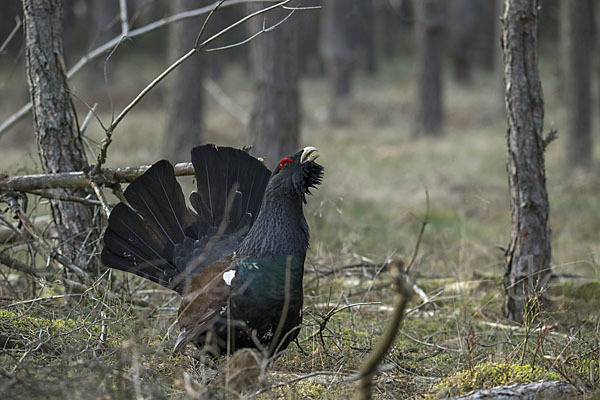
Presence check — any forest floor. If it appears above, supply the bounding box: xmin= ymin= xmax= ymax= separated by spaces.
xmin=1 ymin=55 xmax=600 ymax=399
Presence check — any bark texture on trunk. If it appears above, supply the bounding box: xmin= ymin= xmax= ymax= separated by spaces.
xmin=164 ymin=0 xmax=206 ymax=161
xmin=561 ymin=0 xmax=593 ymax=169
xmin=23 ymin=0 xmax=98 ymax=268
xmin=501 ymin=0 xmax=551 ymax=323
xmin=412 ymin=0 xmax=446 ymax=136
xmin=247 ymin=3 xmax=300 ymax=170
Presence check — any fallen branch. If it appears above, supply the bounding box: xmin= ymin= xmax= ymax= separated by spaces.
xmin=0 ymin=162 xmax=194 ymax=192
xmin=478 ymin=321 xmax=571 ymax=340
xmin=0 ymin=252 xmax=39 ymax=277
xmin=445 ymin=380 xmax=575 ymax=399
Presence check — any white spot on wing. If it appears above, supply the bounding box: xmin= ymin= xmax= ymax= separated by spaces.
xmin=222 ymin=270 xmax=236 ymax=286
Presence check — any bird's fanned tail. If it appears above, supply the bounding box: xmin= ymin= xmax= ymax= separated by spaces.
xmin=101 ymin=145 xmax=271 ymax=293
xmin=101 ymin=161 xmax=193 ymax=288
xmin=190 ymin=145 xmax=270 ymax=237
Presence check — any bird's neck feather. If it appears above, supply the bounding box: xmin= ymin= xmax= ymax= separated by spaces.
xmin=237 ymin=194 xmax=309 ymax=260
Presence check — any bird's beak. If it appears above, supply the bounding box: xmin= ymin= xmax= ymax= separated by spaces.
xmin=173 ymin=328 xmax=188 ymax=352
xmin=301 ymin=146 xmax=320 ymax=164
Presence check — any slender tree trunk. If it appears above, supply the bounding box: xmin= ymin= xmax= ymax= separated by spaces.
xmin=501 ymin=0 xmax=552 ymax=323
xmin=412 ymin=0 xmax=446 ymax=136
xmin=360 ymin=0 xmax=378 ymax=75
xmin=449 ymin=0 xmax=474 ymax=85
xmin=494 ymin=0 xmax=505 ymax=115
xmin=164 ymin=0 xmax=206 ymax=161
xmin=320 ymin=0 xmax=355 ymax=123
xmin=478 ymin=0 xmax=498 ymax=71
xmin=247 ymin=3 xmax=300 ymax=170
xmin=23 ymin=0 xmax=99 ymax=268
xmin=561 ymin=0 xmax=593 ymax=169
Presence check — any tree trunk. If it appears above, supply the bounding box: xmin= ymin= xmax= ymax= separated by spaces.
xmin=561 ymin=0 xmax=593 ymax=169
xmin=501 ymin=0 xmax=552 ymax=323
xmin=164 ymin=0 xmax=206 ymax=161
xmin=449 ymin=0 xmax=474 ymax=85
xmin=494 ymin=0 xmax=506 ymax=115
xmin=247 ymin=3 xmax=300 ymax=170
xmin=23 ymin=0 xmax=99 ymax=268
xmin=320 ymin=0 xmax=355 ymax=123
xmin=477 ymin=0 xmax=498 ymax=71
xmin=359 ymin=0 xmax=378 ymax=75
xmin=412 ymin=0 xmax=446 ymax=136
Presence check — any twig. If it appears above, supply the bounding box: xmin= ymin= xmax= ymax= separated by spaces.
xmin=411 ymin=282 xmax=431 ymax=305
xmin=197 ymin=0 xmax=291 ymax=50
xmin=0 ymin=16 xmax=22 ymax=54
xmin=92 ymin=0 xmax=293 ymax=172
xmin=357 ymin=262 xmax=412 ymax=400
xmin=6 ymin=293 xmax=85 ymax=307
xmin=79 ymin=103 xmax=98 ymax=135
xmin=543 ymin=127 xmax=558 ymax=150
xmin=254 ymin=371 xmax=350 ymax=395
xmin=0 ymin=252 xmax=38 ymax=277
xmin=90 ymin=181 xmax=111 ymax=218
xmin=0 ymin=0 xmax=272 ymax=138
xmin=91 ymin=47 xmax=198 ymax=177
xmin=24 ymin=189 xmax=105 ymax=207
xmin=118 ymin=0 xmax=129 ymax=36
xmin=2 ymin=195 xmax=90 ymax=282
xmin=406 ymin=189 xmax=429 ymax=274
xmin=479 ymin=320 xmax=570 ymax=340
xmin=203 ymin=78 xmax=249 ymax=125
xmin=204 ymin=1 xmax=295 ymax=52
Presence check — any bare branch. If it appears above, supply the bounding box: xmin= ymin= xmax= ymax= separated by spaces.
xmin=0 ymin=162 xmax=194 ymax=192
xmin=90 ymin=181 xmax=111 ymax=218
xmin=198 ymin=0 xmax=291 ymax=50
xmin=0 ymin=252 xmax=39 ymax=277
xmin=357 ymin=262 xmax=412 ymax=400
xmin=0 ymin=16 xmax=22 ymax=54
xmin=2 ymin=195 xmax=90 ymax=281
xmin=203 ymin=78 xmax=249 ymax=125
xmin=93 ymin=0 xmax=296 ymax=171
xmin=119 ymin=0 xmax=129 ymax=36
xmin=406 ymin=189 xmax=429 ymax=274
xmin=25 ymin=189 xmax=106 ymax=207
xmin=0 ymin=0 xmax=277 ymax=138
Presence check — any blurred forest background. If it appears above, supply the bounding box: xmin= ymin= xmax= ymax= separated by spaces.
xmin=1 ymin=0 xmax=600 ymax=398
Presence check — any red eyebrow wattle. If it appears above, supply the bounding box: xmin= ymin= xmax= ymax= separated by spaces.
xmin=279 ymin=157 xmax=293 ymax=170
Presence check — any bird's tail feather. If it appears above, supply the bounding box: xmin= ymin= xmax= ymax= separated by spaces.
xmin=101 ymin=145 xmax=271 ymax=292
xmin=190 ymin=145 xmax=270 ymax=238
xmin=101 ymin=160 xmax=193 ymax=287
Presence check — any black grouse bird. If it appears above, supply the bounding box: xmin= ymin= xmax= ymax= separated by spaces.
xmin=101 ymin=144 xmax=323 ymax=355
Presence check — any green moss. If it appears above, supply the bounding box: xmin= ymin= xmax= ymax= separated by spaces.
xmin=0 ymin=309 xmax=84 ymax=333
xmin=0 ymin=309 xmax=112 ymax=351
xmin=261 ymin=379 xmax=346 ymax=400
xmin=430 ymin=363 xmax=561 ymax=398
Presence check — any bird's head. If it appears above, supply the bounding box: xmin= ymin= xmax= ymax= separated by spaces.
xmin=266 ymin=146 xmax=323 ymax=203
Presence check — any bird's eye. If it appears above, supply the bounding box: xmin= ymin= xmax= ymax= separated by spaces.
xmin=279 ymin=157 xmax=293 ymax=170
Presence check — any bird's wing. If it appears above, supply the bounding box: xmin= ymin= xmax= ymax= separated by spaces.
xmin=174 ymin=258 xmax=235 ymax=352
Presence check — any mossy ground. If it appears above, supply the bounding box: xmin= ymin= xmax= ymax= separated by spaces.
xmin=2 ymin=46 xmax=600 ymax=398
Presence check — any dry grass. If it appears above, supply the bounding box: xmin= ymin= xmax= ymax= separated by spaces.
xmin=1 ymin=55 xmax=600 ymax=398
